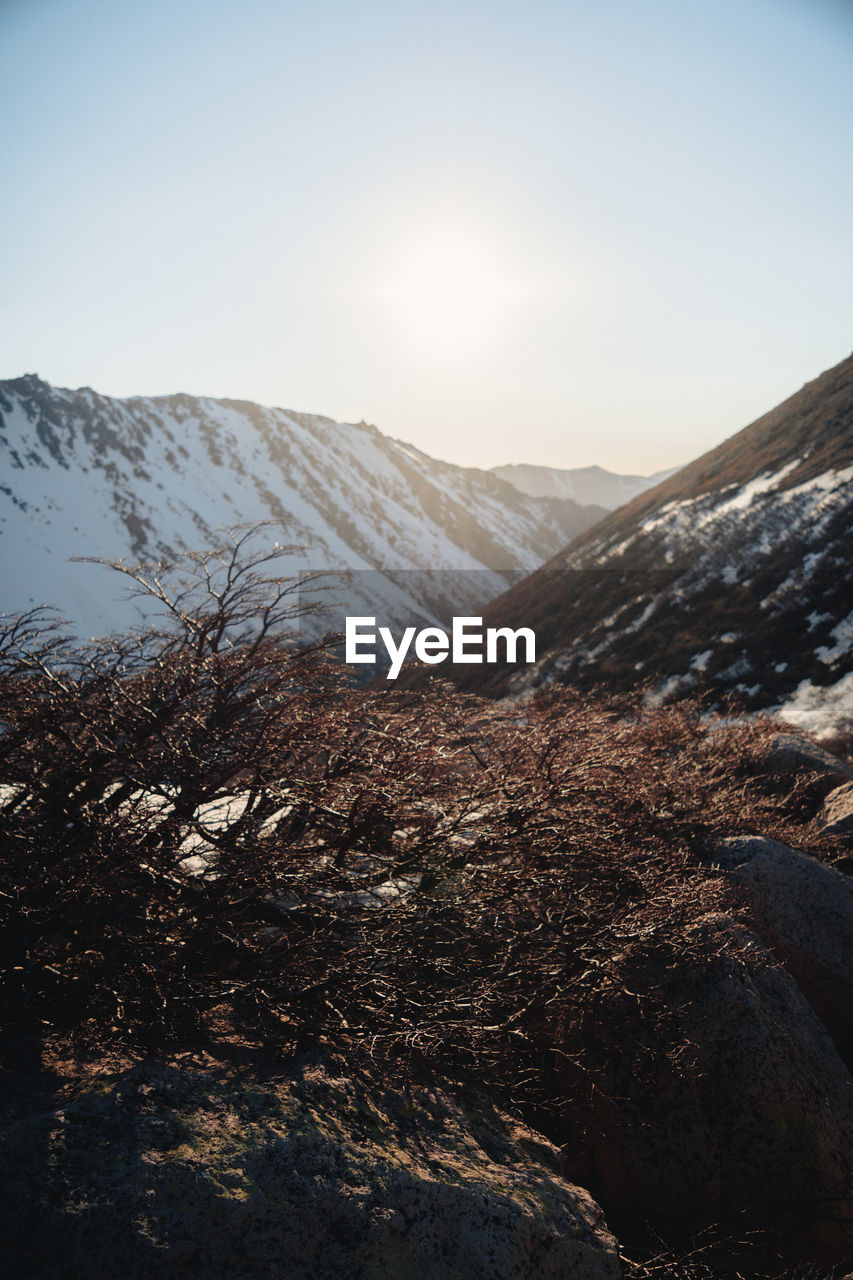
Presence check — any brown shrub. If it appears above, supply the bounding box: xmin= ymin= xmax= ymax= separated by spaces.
xmin=2 ymin=533 xmax=853 ymax=1273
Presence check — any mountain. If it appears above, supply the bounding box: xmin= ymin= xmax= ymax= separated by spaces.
xmin=0 ymin=375 xmax=605 ymax=639
xmin=491 ymin=462 xmax=680 ymax=509
xmin=453 ymin=352 xmax=853 ymax=734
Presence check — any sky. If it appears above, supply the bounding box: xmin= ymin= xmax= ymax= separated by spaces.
xmin=1 ymin=0 xmax=852 ymax=474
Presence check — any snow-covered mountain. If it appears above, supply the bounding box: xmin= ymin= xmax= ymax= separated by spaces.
xmin=459 ymin=353 xmax=853 ymax=734
xmin=491 ymin=462 xmax=679 ymax=509
xmin=0 ymin=375 xmax=605 ymax=639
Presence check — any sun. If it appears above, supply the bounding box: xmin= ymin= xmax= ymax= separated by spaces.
xmin=372 ymin=224 xmax=533 ymax=361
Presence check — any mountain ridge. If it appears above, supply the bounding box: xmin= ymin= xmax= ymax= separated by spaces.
xmin=437 ymin=351 xmax=853 ymax=733
xmin=0 ymin=374 xmax=607 ymax=638
xmin=491 ymin=461 xmax=680 ymax=509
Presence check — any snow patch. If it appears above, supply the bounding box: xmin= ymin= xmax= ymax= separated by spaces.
xmin=773 ymin=672 xmax=853 ymax=739
xmin=816 ymin=611 xmax=853 ymax=666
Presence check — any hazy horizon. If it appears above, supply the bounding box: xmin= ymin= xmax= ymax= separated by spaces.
xmin=2 ymin=0 xmax=852 ymax=474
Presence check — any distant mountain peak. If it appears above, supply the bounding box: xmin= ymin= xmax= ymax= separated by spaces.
xmin=491 ymin=461 xmax=681 ymax=510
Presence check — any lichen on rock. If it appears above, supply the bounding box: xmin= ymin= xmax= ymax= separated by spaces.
xmin=0 ymin=1063 xmax=621 ymax=1280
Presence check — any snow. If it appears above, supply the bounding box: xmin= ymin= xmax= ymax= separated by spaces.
xmin=0 ymin=379 xmax=586 ymax=639
xmin=622 ymin=599 xmax=658 ymax=635
xmin=816 ymin=612 xmax=853 ymax=666
xmin=588 ymin=461 xmax=849 ymax=569
xmin=773 ymin=672 xmax=853 ymax=738
xmin=720 ymin=656 xmax=752 ymax=680
xmin=644 ymin=671 xmax=697 ymax=704
xmin=558 ymin=454 xmax=852 ymax=704
xmin=703 ymin=458 xmax=801 ymax=520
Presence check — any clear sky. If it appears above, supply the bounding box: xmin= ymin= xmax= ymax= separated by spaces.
xmin=1 ymin=0 xmax=852 ymax=473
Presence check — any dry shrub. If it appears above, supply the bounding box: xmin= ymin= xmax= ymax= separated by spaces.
xmin=1 ymin=533 xmax=852 ymax=1275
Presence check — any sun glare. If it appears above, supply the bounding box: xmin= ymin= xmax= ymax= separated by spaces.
xmin=372 ymin=225 xmax=537 ymax=362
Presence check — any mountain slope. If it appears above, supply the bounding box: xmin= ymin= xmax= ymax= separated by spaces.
xmin=491 ymin=462 xmax=679 ymax=509
xmin=459 ymin=352 xmax=853 ymax=731
xmin=0 ymin=375 xmax=604 ymax=638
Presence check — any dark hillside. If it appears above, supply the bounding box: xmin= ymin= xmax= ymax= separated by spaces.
xmin=572 ymin=350 xmax=853 ymax=548
xmin=435 ymin=352 xmax=853 ymax=715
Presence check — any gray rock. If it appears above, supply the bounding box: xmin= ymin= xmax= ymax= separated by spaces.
xmin=0 ymin=1065 xmax=621 ymax=1280
xmin=706 ymin=834 xmax=853 ymax=1062
xmin=763 ymin=732 xmax=852 ymax=798
xmin=556 ymin=914 xmax=853 ymax=1261
xmin=818 ymin=780 xmax=853 ymax=843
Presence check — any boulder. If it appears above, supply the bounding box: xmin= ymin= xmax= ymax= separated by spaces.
xmin=762 ymin=732 xmax=852 ymax=799
xmin=706 ymin=834 xmax=853 ymax=1063
xmin=818 ymin=781 xmax=853 ymax=844
xmin=555 ymin=913 xmax=853 ymax=1261
xmin=0 ymin=1064 xmax=621 ymax=1280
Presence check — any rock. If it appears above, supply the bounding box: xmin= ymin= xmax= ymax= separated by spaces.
xmin=818 ymin=781 xmax=853 ymax=843
xmin=555 ymin=913 xmax=853 ymax=1261
xmin=706 ymin=834 xmax=853 ymax=1063
xmin=762 ymin=732 xmax=852 ymax=799
xmin=0 ymin=1064 xmax=621 ymax=1280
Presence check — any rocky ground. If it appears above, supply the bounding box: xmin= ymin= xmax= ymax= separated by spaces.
xmin=0 ymin=1059 xmax=621 ymax=1280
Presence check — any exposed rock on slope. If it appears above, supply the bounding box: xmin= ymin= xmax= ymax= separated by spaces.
xmin=761 ymin=732 xmax=853 ymax=798
xmin=556 ymin=911 xmax=853 ymax=1259
xmin=0 ymin=1063 xmax=621 ymax=1280
xmin=459 ymin=352 xmax=853 ymax=727
xmin=819 ymin=782 xmax=853 ymax=844
xmin=0 ymin=375 xmax=603 ymax=638
xmin=707 ymin=834 xmax=853 ymax=1064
